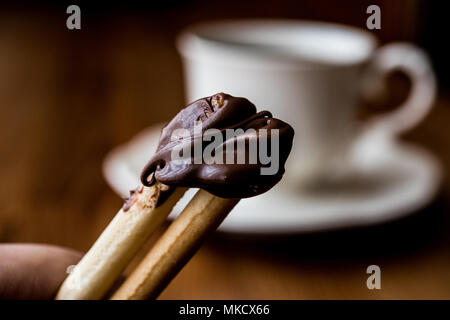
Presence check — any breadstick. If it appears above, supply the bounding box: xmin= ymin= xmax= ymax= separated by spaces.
xmin=56 ymin=183 xmax=186 ymax=300
xmin=111 ymin=189 xmax=239 ymax=300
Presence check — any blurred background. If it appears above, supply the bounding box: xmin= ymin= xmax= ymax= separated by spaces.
xmin=0 ymin=0 xmax=449 ymax=299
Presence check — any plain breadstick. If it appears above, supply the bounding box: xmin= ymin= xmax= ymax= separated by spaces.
xmin=111 ymin=189 xmax=239 ymax=300
xmin=56 ymin=183 xmax=186 ymax=300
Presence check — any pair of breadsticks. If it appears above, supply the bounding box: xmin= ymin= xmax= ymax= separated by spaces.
xmin=56 ymin=93 xmax=294 ymax=299
xmin=56 ymin=182 xmax=238 ymax=299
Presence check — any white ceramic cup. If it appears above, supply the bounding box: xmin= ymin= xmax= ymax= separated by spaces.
xmin=176 ymin=19 xmax=436 ymax=186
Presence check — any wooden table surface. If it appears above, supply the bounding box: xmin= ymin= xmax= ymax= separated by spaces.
xmin=1 ymin=11 xmax=449 ymax=299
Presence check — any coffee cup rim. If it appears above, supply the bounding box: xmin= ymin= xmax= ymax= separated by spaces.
xmin=176 ymin=19 xmax=379 ymax=69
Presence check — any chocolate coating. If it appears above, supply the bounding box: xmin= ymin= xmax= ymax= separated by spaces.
xmin=141 ymin=93 xmax=294 ymax=198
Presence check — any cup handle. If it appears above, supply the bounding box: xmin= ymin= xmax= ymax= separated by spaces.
xmin=361 ymin=42 xmax=437 ymax=136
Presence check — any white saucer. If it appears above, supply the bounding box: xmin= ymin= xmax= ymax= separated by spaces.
xmin=102 ymin=123 xmax=442 ymax=234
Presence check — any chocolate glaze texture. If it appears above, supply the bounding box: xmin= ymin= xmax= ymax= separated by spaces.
xmin=141 ymin=93 xmax=294 ymax=198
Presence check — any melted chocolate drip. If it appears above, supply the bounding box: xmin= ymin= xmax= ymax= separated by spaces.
xmin=140 ymin=93 xmax=294 ymax=198
xmin=122 ymin=185 xmax=144 ymax=211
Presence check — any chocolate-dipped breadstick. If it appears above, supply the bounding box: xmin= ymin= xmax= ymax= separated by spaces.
xmin=56 ymin=93 xmax=294 ymax=300
xmin=112 ymin=93 xmax=294 ymax=299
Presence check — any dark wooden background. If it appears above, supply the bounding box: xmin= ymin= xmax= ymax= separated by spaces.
xmin=0 ymin=1 xmax=449 ymax=299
